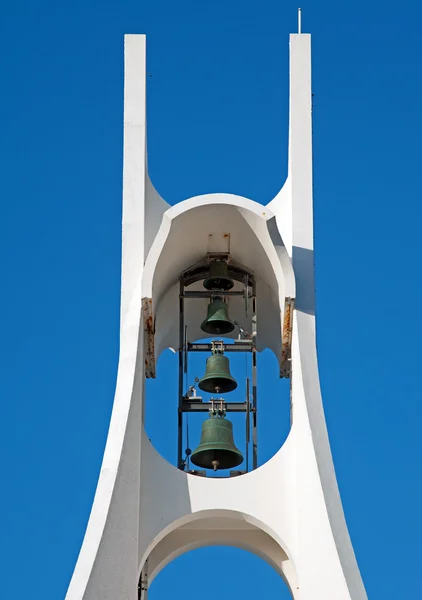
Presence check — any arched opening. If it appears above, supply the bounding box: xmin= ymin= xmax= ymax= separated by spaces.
xmin=148 ymin=547 xmax=292 ymax=600
xmin=143 ymin=196 xmax=294 ymax=477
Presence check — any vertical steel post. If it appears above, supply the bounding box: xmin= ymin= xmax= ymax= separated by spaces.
xmin=178 ymin=279 xmax=185 ymax=469
xmin=251 ymin=283 xmax=258 ymax=470
xmin=245 ymin=377 xmax=250 ymax=472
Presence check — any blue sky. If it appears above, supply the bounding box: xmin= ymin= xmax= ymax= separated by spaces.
xmin=1 ymin=0 xmax=422 ymax=598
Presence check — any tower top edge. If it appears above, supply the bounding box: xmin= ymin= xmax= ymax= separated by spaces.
xmin=124 ymin=33 xmax=146 ymax=39
xmin=290 ymin=33 xmax=311 ymax=38
xmin=122 ymin=33 xmax=310 ymax=41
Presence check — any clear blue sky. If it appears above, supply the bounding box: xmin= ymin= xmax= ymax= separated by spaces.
xmin=1 ymin=0 xmax=422 ymax=598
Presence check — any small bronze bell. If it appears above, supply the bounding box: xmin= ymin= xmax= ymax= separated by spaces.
xmin=203 ymin=260 xmax=234 ymax=291
xmin=198 ymin=346 xmax=237 ymax=394
xmin=200 ymin=298 xmax=235 ymax=335
xmin=191 ymin=414 xmax=243 ymax=471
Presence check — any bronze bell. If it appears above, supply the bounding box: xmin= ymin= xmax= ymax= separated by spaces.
xmin=198 ymin=347 xmax=237 ymax=394
xmin=200 ymin=298 xmax=235 ymax=335
xmin=191 ymin=414 xmax=243 ymax=471
xmin=203 ymin=260 xmax=234 ymax=291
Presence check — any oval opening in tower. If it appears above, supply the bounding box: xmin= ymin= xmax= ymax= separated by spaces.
xmin=145 ymin=253 xmax=291 ymax=478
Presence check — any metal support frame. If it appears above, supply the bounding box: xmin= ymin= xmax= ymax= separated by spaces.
xmin=181 ymin=401 xmax=249 ymax=413
xmin=188 ymin=342 xmax=253 ymax=352
xmin=178 ymin=255 xmax=258 ymax=474
xmin=184 ymin=290 xmax=249 ymax=298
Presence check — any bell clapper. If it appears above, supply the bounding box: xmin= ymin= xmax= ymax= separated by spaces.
xmin=212 ymin=459 xmax=219 ymax=471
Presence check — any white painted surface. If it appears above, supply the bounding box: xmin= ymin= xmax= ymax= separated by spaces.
xmin=143 ymin=196 xmax=289 ymax=360
xmin=65 ymin=33 xmax=367 ymax=600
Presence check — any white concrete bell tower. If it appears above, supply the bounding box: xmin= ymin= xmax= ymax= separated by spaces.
xmin=65 ymin=27 xmax=368 ymax=600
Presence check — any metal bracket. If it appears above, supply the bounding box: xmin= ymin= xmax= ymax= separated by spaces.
xmin=143 ymin=298 xmax=156 ymax=379
xmin=280 ymin=297 xmax=294 ymax=378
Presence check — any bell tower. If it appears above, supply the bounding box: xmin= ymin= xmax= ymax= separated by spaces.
xmin=65 ymin=27 xmax=368 ymax=600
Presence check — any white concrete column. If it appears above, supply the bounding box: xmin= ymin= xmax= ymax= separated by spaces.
xmin=66 ymin=34 xmax=148 ymax=600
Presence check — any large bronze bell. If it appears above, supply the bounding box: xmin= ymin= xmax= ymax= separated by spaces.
xmin=191 ymin=415 xmax=243 ymax=470
xmin=200 ymin=298 xmax=235 ymax=335
xmin=198 ymin=349 xmax=237 ymax=394
xmin=203 ymin=260 xmax=234 ymax=291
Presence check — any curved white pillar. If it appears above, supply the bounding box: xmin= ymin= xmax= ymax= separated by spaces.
xmin=65 ymin=32 xmax=367 ymax=600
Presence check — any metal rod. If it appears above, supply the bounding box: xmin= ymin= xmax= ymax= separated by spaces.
xmin=251 ymin=296 xmax=257 ymax=346
xmin=188 ymin=342 xmax=254 ymax=353
xmin=184 ymin=324 xmax=188 ymax=374
xmin=181 ymin=401 xmax=248 ymax=413
xmin=246 ymin=378 xmax=250 ymax=473
xmin=183 ymin=290 xmax=249 ymax=298
xmin=252 ymin=296 xmax=258 ymax=470
xmin=298 ymin=8 xmax=302 ymax=34
xmin=244 ymin=272 xmax=249 ymax=315
xmin=178 ymin=279 xmax=185 ymax=469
